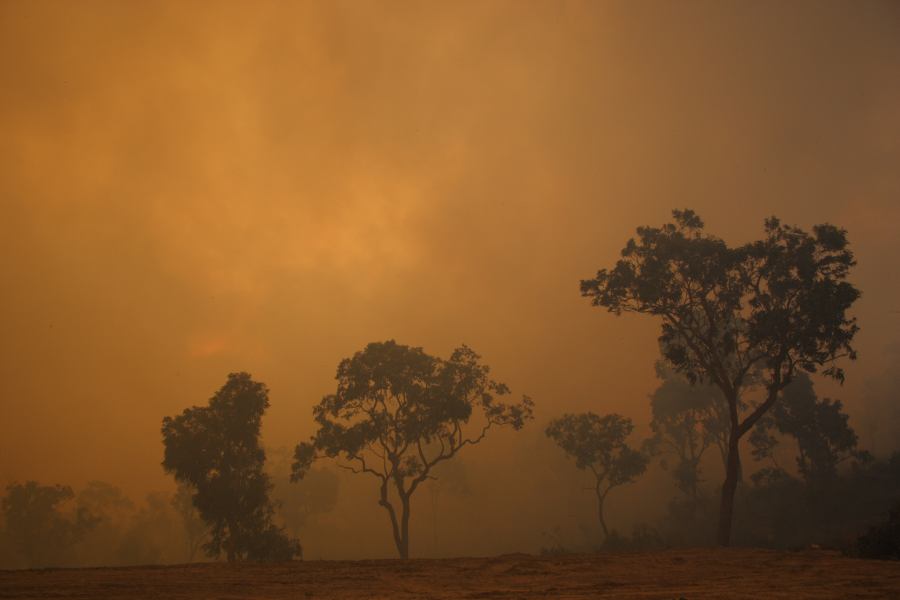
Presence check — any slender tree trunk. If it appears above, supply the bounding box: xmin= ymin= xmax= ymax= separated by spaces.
xmin=399 ymin=495 xmax=411 ymax=559
xmin=717 ymin=430 xmax=741 ymax=546
xmin=595 ymin=485 xmax=609 ymax=541
xmin=379 ymin=480 xmax=406 ymax=559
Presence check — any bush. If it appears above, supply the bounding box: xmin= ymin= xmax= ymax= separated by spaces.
xmin=601 ymin=524 xmax=666 ymax=552
xmin=855 ymin=502 xmax=900 ymax=560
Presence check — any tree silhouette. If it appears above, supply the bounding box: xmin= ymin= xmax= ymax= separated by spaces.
xmin=545 ymin=413 xmax=648 ymax=540
xmin=162 ymin=372 xmax=300 ymax=562
xmin=117 ymin=492 xmax=178 ymax=565
xmin=581 ymin=210 xmax=859 ymax=545
xmin=292 ymin=340 xmax=533 ymax=559
xmin=750 ymin=372 xmax=863 ymax=485
xmin=267 ymin=451 xmax=339 ymax=542
xmin=1 ymin=481 xmax=96 ymax=567
xmin=74 ymin=481 xmax=135 ymax=566
xmin=645 ymin=362 xmax=728 ymax=505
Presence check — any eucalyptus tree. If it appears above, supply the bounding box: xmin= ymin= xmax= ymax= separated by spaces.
xmin=546 ymin=413 xmax=648 ymax=540
xmin=581 ymin=210 xmax=859 ymax=545
xmin=162 ymin=372 xmax=300 ymax=562
xmin=292 ymin=340 xmax=533 ymax=559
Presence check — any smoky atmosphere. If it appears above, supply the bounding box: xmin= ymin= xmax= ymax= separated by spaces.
xmin=2 ymin=1 xmax=900 ymax=597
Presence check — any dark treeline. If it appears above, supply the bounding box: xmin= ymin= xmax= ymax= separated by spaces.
xmin=2 ymin=211 xmax=899 ymax=568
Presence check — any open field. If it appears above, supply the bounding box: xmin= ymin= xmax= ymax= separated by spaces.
xmin=2 ymin=548 xmax=899 ymax=599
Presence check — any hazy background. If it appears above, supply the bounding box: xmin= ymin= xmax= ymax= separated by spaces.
xmin=2 ymin=0 xmax=899 ymax=559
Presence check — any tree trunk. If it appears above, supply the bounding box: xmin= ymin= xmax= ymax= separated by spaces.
xmin=379 ymin=480 xmax=405 ymax=559
xmin=595 ymin=486 xmax=609 ymax=541
xmin=398 ymin=495 xmax=411 ymax=559
xmin=717 ymin=430 xmax=741 ymax=546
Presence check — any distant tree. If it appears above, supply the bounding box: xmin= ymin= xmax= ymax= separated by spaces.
xmin=74 ymin=481 xmax=135 ymax=566
xmin=117 ymin=492 xmax=179 ymax=565
xmin=267 ymin=447 xmax=339 ymax=542
xmin=645 ymin=362 xmax=728 ymax=504
xmin=162 ymin=372 xmax=300 ymax=562
xmin=76 ymin=481 xmax=134 ymax=522
xmin=581 ymin=210 xmax=859 ymax=545
xmin=545 ymin=413 xmax=648 ymax=540
xmin=269 ymin=462 xmax=338 ymax=541
xmin=1 ymin=481 xmax=96 ymax=567
xmin=750 ymin=372 xmax=863 ymax=485
xmin=172 ymin=483 xmax=208 ymax=562
xmin=292 ymin=340 xmax=533 ymax=559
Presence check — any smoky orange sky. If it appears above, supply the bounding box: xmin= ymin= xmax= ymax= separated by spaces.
xmin=2 ymin=0 xmax=900 ymax=557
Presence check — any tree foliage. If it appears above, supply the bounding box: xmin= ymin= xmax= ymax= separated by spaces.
xmin=161 ymin=372 xmax=300 ymax=562
xmin=581 ymin=209 xmax=860 ymax=545
xmin=545 ymin=413 xmax=648 ymax=539
xmin=292 ymin=340 xmax=533 ymax=558
xmin=750 ymin=372 xmax=863 ymax=484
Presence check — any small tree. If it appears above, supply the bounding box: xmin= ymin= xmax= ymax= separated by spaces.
xmin=581 ymin=210 xmax=860 ymax=545
xmin=162 ymin=372 xmax=300 ymax=562
xmin=117 ymin=492 xmax=178 ymax=565
xmin=74 ymin=481 xmax=136 ymax=567
xmin=292 ymin=340 xmax=533 ymax=559
xmin=545 ymin=413 xmax=648 ymax=540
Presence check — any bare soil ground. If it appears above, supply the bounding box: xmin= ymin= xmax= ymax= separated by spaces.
xmin=2 ymin=548 xmax=899 ymax=599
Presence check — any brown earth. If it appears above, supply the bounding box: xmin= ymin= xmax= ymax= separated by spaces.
xmin=2 ymin=548 xmax=899 ymax=599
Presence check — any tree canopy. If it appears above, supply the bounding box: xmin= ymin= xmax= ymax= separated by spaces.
xmin=292 ymin=340 xmax=533 ymax=558
xmin=581 ymin=210 xmax=860 ymax=545
xmin=161 ymin=372 xmax=300 ymax=562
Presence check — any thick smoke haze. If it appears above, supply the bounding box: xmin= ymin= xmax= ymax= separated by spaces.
xmin=2 ymin=0 xmax=899 ymax=559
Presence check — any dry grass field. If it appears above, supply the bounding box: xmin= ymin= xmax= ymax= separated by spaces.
xmin=2 ymin=548 xmax=899 ymax=599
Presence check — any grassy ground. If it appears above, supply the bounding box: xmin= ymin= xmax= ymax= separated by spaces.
xmin=2 ymin=548 xmax=899 ymax=599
